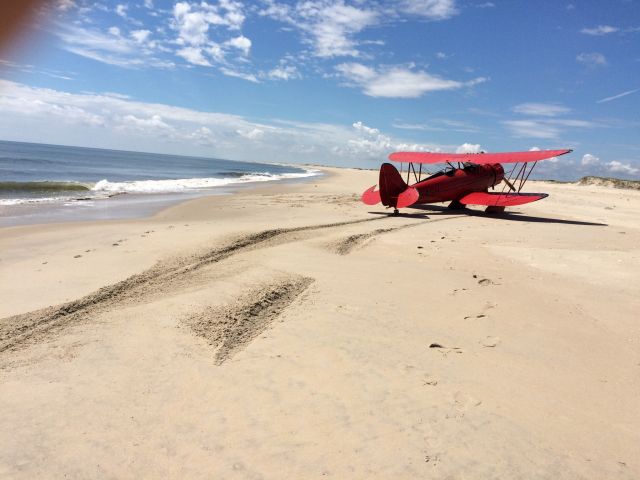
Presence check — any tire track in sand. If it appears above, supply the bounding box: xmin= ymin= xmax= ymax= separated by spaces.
xmin=1 ymin=214 xmax=461 ymax=354
xmin=331 ymin=216 xmax=460 ymax=255
xmin=0 ymin=217 xmax=385 ymax=354
xmin=185 ymin=275 xmax=314 ymax=364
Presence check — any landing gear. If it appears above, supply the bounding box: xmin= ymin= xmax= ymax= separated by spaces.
xmin=393 ymin=208 xmax=399 ymax=215
xmin=485 ymin=206 xmax=506 ymax=214
xmin=447 ymin=200 xmax=466 ymax=210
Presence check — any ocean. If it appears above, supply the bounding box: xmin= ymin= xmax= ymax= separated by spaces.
xmin=0 ymin=140 xmax=319 ymax=225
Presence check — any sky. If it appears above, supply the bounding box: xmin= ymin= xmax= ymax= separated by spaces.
xmin=0 ymin=0 xmax=638 ymax=179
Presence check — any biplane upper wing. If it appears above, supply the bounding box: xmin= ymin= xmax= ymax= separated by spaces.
xmin=388 ymin=149 xmax=572 ymax=165
xmin=459 ymin=192 xmax=548 ymax=207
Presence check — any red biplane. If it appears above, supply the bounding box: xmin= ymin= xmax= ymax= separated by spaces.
xmin=362 ymin=149 xmax=572 ymax=214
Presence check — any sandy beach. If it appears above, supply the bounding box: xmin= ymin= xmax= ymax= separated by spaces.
xmin=0 ymin=166 xmax=638 ymax=479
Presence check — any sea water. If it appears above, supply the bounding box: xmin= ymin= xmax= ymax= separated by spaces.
xmin=0 ymin=140 xmax=319 ymax=225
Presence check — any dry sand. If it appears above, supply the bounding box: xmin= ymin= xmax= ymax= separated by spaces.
xmin=0 ymin=167 xmax=638 ymax=479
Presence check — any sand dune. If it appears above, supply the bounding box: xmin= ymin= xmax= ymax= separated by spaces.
xmin=1 ymin=167 xmax=638 ymax=478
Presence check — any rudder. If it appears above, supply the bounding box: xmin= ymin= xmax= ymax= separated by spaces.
xmin=379 ymin=163 xmax=408 ymax=207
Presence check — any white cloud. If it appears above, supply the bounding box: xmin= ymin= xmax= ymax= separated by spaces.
xmin=513 ymin=102 xmax=571 ymax=117
xmin=144 ymin=0 xmax=154 ymax=8
xmin=581 ymin=153 xmax=599 ymax=166
xmin=296 ymin=1 xmax=379 ymax=58
xmin=399 ymin=0 xmax=459 ymax=20
xmin=346 ymin=121 xmax=442 ymax=157
xmin=580 ymin=25 xmax=618 ymax=36
xmin=56 ymin=25 xmax=173 ymax=69
xmin=393 ymin=119 xmax=479 ymax=133
xmin=173 ymin=0 xmax=245 ymax=41
xmin=606 ymin=161 xmax=639 ymax=176
xmin=335 ymin=63 xmax=486 ymax=98
xmin=576 ymin=52 xmax=607 ymax=67
xmin=503 ymin=120 xmax=562 ymax=139
xmin=170 ymin=2 xmax=250 ymax=66
xmin=475 ymin=2 xmax=495 ymax=8
xmin=225 ymin=35 xmax=251 ymax=56
xmin=0 ymin=80 xmax=451 ymax=166
xmin=597 ymin=88 xmax=640 ymax=104
xmin=219 ymin=67 xmax=259 ymax=83
xmin=115 ymin=4 xmax=128 ymax=18
xmin=266 ymin=64 xmax=300 ymax=81
xmin=120 ymin=114 xmax=171 ymax=131
xmin=456 ymin=143 xmax=482 ymax=153
xmin=504 ymin=117 xmax=597 ymax=139
xmin=177 ymin=47 xmax=212 ymax=66
xmin=131 ymin=30 xmax=152 ymax=44
xmin=580 ymin=154 xmax=639 ymax=177
xmin=57 ymin=0 xmax=76 ymax=11
xmin=237 ymin=128 xmax=264 ymax=139
xmin=353 ymin=121 xmax=380 ymax=136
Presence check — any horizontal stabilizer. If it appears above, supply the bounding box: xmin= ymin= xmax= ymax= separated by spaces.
xmin=459 ymin=192 xmax=548 ymax=207
xmin=361 ymin=185 xmax=381 ymax=205
xmin=389 ymin=149 xmax=571 ymax=165
xmin=397 ymin=186 xmax=419 ymax=208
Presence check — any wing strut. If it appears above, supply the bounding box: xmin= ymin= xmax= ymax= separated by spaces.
xmin=500 ymin=160 xmax=540 ymax=195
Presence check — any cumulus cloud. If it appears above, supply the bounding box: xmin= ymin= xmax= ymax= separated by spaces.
xmin=225 ymin=35 xmax=252 ymax=56
xmin=346 ymin=121 xmax=442 ymax=157
xmin=171 ymin=1 xmax=248 ymax=66
xmin=581 ymin=153 xmax=599 ymax=166
xmin=576 ymin=52 xmax=607 ymax=67
xmin=294 ymin=1 xmax=379 ymax=58
xmin=237 ymin=128 xmax=264 ymax=140
xmin=115 ymin=4 xmax=128 ymax=18
xmin=266 ymin=64 xmax=301 ymax=81
xmin=580 ymin=154 xmax=639 ymax=177
xmin=2 ymin=80 xmax=419 ymax=163
xmin=52 ymin=0 xmax=479 ymax=97
xmin=456 ymin=143 xmax=482 ymax=153
xmin=259 ymin=1 xmax=458 ymax=59
xmin=606 ymin=161 xmax=639 ymax=176
xmin=177 ymin=46 xmax=212 ymax=66
xmin=335 ymin=63 xmax=486 ymax=98
xmin=131 ymin=29 xmax=152 ymax=44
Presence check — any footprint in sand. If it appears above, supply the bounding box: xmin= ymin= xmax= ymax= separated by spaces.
xmin=422 ymin=374 xmax=438 ymax=386
xmin=73 ymin=254 xmax=82 ymax=258
xmin=480 ymin=336 xmax=501 ymax=348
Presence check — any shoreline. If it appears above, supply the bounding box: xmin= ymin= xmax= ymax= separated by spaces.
xmin=1 ymin=166 xmax=639 ymax=478
xmin=0 ymin=167 xmax=325 ymax=228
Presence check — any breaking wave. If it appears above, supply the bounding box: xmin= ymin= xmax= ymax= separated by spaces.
xmin=91 ymin=170 xmax=319 ymax=194
xmin=0 ymin=169 xmax=320 ymax=206
xmin=0 ymin=181 xmax=91 ymax=192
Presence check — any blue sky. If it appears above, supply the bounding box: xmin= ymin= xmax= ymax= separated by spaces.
xmin=0 ymin=0 xmax=638 ymax=179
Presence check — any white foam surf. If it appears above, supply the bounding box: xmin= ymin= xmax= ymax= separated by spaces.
xmin=91 ymin=170 xmax=320 ymax=194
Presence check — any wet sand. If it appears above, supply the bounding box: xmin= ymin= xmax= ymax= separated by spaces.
xmin=1 ymin=166 xmax=639 ymax=478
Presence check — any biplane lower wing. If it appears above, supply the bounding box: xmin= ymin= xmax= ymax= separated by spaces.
xmin=459 ymin=192 xmax=548 ymax=207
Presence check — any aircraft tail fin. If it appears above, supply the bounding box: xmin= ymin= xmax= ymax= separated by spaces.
xmin=379 ymin=163 xmax=418 ymax=208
